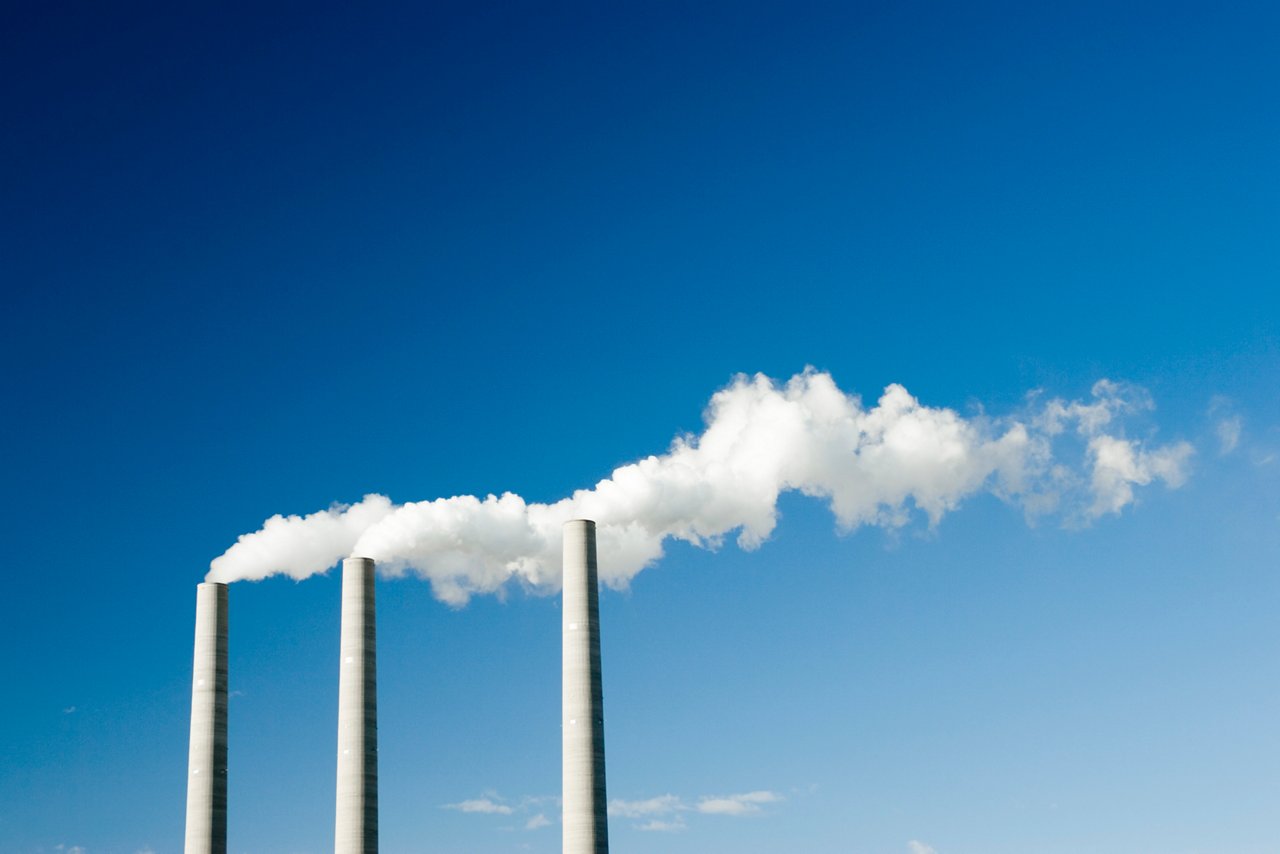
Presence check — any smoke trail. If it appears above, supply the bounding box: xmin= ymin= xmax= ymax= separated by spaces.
xmin=208 ymin=370 xmax=1193 ymax=604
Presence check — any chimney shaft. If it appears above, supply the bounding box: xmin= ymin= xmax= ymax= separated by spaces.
xmin=563 ymin=520 xmax=609 ymax=853
xmin=335 ymin=557 xmax=378 ymax=854
xmin=185 ymin=582 xmax=228 ymax=854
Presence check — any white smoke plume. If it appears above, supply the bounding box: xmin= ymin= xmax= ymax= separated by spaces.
xmin=208 ymin=370 xmax=1193 ymax=604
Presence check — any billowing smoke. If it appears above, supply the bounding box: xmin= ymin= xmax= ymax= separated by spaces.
xmin=208 ymin=370 xmax=1192 ymax=604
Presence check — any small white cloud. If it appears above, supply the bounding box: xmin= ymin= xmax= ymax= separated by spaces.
xmin=62 ymin=706 xmax=76 ymax=714
xmin=696 ymin=790 xmax=783 ymax=816
xmin=443 ymin=797 xmax=513 ymax=815
xmin=611 ymin=787 xmax=785 ymax=830
xmin=1037 ymin=379 xmax=1151 ymax=437
xmin=516 ymin=793 xmax=561 ymax=810
xmin=1216 ymin=415 xmax=1242 ymax=455
xmin=908 ymin=841 xmax=937 ymax=854
xmin=608 ymin=794 xmax=683 ymax=818
xmin=1087 ymin=435 xmax=1193 ymax=518
xmin=525 ymin=813 xmax=551 ymax=830
xmin=1207 ymin=396 xmax=1241 ymax=454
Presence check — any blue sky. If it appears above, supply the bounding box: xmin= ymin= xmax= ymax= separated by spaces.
xmin=1 ymin=2 xmax=1277 ymax=852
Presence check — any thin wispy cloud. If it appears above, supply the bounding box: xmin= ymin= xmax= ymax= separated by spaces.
xmin=444 ymin=792 xmax=559 ymax=832
xmin=1209 ymin=396 xmax=1243 ymax=455
xmin=608 ymin=789 xmax=784 ymax=829
xmin=608 ymin=794 xmax=683 ymax=818
xmin=696 ymin=790 xmax=783 ymax=815
xmin=1216 ymin=416 xmax=1242 ymax=454
xmin=442 ymin=797 xmax=513 ymax=815
xmin=908 ymin=842 xmax=937 ymax=854
xmin=451 ymin=786 xmax=786 ymax=833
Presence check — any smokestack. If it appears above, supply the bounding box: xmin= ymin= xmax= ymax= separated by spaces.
xmin=335 ymin=557 xmax=378 ymax=854
xmin=563 ymin=520 xmax=609 ymax=853
xmin=184 ymin=582 xmax=228 ymax=854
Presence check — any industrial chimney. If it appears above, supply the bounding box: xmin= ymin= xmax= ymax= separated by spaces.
xmin=335 ymin=556 xmax=378 ymax=854
xmin=184 ymin=582 xmax=228 ymax=854
xmin=562 ymin=520 xmax=609 ymax=853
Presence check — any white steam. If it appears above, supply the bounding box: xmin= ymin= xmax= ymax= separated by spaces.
xmin=208 ymin=371 xmax=1193 ymax=604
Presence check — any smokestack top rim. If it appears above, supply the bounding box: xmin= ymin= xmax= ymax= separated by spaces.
xmin=343 ymin=555 xmax=376 ymax=563
xmin=196 ymin=581 xmax=228 ymax=590
xmin=563 ymin=518 xmax=597 ymax=527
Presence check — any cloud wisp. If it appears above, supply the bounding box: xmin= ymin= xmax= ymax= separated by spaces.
xmin=695 ymin=790 xmax=783 ymax=815
xmin=209 ymin=371 xmax=1192 ymax=603
xmin=440 ymin=788 xmax=782 ymax=834
xmin=442 ymin=797 xmax=514 ymax=815
xmin=608 ymin=790 xmax=785 ymax=831
xmin=1208 ymin=396 xmax=1243 ymax=456
xmin=442 ymin=792 xmax=558 ymax=829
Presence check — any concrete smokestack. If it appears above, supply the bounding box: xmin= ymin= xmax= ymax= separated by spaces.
xmin=335 ymin=557 xmax=378 ymax=854
xmin=562 ymin=520 xmax=609 ymax=854
xmin=184 ymin=582 xmax=228 ymax=854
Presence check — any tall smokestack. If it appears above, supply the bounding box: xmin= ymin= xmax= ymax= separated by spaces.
xmin=563 ymin=520 xmax=609 ymax=853
xmin=185 ymin=582 xmax=228 ymax=854
xmin=335 ymin=557 xmax=378 ymax=854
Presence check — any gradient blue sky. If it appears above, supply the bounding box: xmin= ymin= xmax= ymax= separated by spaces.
xmin=2 ymin=2 xmax=1278 ymax=853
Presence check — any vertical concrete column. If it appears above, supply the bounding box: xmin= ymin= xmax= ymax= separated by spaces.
xmin=335 ymin=557 xmax=378 ymax=854
xmin=185 ymin=582 xmax=228 ymax=854
xmin=563 ymin=520 xmax=609 ymax=854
